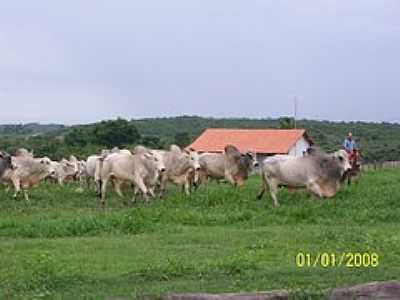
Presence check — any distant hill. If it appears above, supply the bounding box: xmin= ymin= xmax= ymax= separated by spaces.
xmin=0 ymin=123 xmax=66 ymax=136
xmin=132 ymin=116 xmax=400 ymax=162
xmin=0 ymin=116 xmax=399 ymax=162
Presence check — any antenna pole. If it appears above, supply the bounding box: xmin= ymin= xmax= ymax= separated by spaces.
xmin=294 ymin=97 xmax=298 ymax=129
xmin=294 ymin=96 xmax=299 ymax=156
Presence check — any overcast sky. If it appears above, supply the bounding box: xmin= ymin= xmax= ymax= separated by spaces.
xmin=0 ymin=1 xmax=399 ymax=124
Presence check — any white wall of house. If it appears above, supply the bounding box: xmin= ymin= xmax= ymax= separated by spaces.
xmin=288 ymin=137 xmax=310 ymax=156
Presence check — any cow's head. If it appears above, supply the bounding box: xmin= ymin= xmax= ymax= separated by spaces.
xmin=0 ymin=152 xmax=15 ymax=170
xmin=61 ymin=159 xmax=78 ymax=176
xmin=184 ymin=149 xmax=201 ymax=183
xmin=40 ymin=157 xmax=57 ymax=176
xmin=184 ymin=150 xmax=201 ymax=171
xmin=69 ymin=155 xmax=80 ymax=173
xmin=147 ymin=150 xmax=166 ymax=173
xmin=333 ymin=150 xmax=352 ymax=175
xmin=77 ymin=161 xmax=87 ymax=175
xmin=244 ymin=151 xmax=259 ymax=169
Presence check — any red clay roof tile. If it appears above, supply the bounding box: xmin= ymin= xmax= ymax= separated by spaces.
xmin=188 ymin=128 xmax=308 ymax=154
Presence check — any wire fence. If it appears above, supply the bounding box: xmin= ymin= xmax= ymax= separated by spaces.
xmin=363 ymin=161 xmax=400 ymax=171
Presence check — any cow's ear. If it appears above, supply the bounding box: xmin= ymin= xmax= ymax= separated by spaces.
xmin=0 ymin=152 xmax=4 ymax=159
xmin=225 ymin=145 xmax=241 ymax=162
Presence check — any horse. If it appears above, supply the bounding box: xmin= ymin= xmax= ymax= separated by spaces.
xmin=341 ymin=149 xmax=362 ymax=185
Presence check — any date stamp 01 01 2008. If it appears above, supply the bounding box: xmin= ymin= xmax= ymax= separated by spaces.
xmin=295 ymin=252 xmax=379 ymax=268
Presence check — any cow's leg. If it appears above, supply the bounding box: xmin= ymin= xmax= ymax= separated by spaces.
xmin=100 ymin=176 xmax=109 ymax=206
xmin=131 ymin=185 xmax=141 ymax=203
xmin=224 ymin=171 xmax=236 ymax=186
xmin=148 ymin=187 xmax=155 ymax=198
xmin=307 ymin=181 xmax=324 ymax=198
xmin=18 ymin=181 xmax=30 ymax=202
xmin=11 ymin=176 xmax=21 ymax=199
xmin=133 ymin=176 xmax=149 ymax=202
xmin=23 ymin=189 xmax=30 ymax=202
xmin=114 ymin=180 xmax=124 ymax=198
xmin=79 ymin=175 xmax=86 ymax=189
xmin=184 ymin=178 xmax=191 ymax=196
xmin=257 ymin=173 xmax=268 ymax=200
xmin=159 ymin=177 xmax=168 ymax=198
xmin=95 ymin=179 xmax=101 ymax=196
xmin=86 ymin=177 xmax=91 ymax=189
xmin=95 ymin=168 xmax=102 ymax=196
xmin=268 ymin=180 xmax=280 ymax=207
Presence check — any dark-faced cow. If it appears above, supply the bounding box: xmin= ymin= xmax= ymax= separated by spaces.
xmin=198 ymin=145 xmax=259 ymax=187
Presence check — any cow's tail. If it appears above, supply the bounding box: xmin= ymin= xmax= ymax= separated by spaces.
xmin=257 ymin=170 xmax=268 ymax=200
xmin=95 ymin=157 xmax=104 ymax=198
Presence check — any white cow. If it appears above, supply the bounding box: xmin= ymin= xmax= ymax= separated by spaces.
xmin=99 ymin=148 xmax=166 ymax=205
xmin=257 ymin=148 xmax=352 ymax=206
xmin=2 ymin=156 xmax=56 ymax=201
xmin=153 ymin=145 xmax=201 ymax=196
xmin=47 ymin=159 xmax=78 ymax=185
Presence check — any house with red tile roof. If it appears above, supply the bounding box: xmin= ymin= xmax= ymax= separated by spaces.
xmin=188 ymin=128 xmax=313 ymax=162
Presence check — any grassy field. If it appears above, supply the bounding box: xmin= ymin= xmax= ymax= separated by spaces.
xmin=0 ymin=170 xmax=399 ymax=299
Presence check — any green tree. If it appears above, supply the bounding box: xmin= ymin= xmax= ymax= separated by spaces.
xmin=279 ymin=117 xmax=295 ymax=129
xmin=64 ymin=128 xmax=90 ymax=147
xmin=92 ymin=118 xmax=141 ymax=148
xmin=174 ymin=132 xmax=191 ymax=148
xmin=141 ymin=135 xmax=164 ymax=149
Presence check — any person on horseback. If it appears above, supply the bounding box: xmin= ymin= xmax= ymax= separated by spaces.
xmin=343 ymin=132 xmax=358 ymax=163
xmin=342 ymin=132 xmax=361 ymax=184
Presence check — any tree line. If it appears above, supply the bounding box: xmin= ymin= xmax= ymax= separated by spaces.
xmin=0 ymin=116 xmax=399 ymax=163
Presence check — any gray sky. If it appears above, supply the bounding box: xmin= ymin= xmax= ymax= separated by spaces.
xmin=0 ymin=0 xmax=399 ymax=124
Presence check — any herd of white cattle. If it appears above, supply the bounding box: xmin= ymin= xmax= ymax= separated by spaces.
xmin=0 ymin=145 xmax=352 ymax=207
